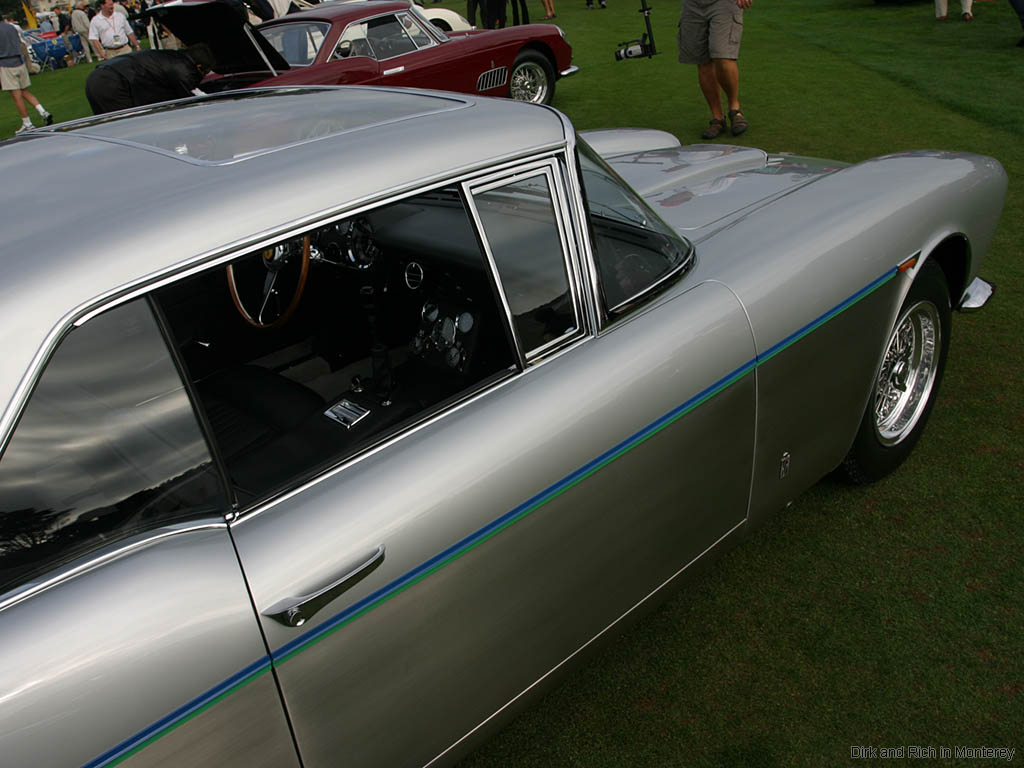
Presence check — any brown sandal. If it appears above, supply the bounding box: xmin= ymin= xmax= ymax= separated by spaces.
xmin=728 ymin=109 xmax=749 ymax=136
xmin=701 ymin=118 xmax=727 ymax=140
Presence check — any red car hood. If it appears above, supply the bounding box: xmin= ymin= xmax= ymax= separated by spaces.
xmin=146 ymin=0 xmax=290 ymax=75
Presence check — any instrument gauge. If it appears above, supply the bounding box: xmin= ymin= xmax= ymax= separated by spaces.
xmin=456 ymin=312 xmax=474 ymax=334
xmin=440 ymin=316 xmax=456 ymax=346
xmin=422 ymin=302 xmax=439 ymax=323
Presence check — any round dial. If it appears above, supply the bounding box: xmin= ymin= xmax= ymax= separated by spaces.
xmin=456 ymin=312 xmax=474 ymax=334
xmin=432 ymin=316 xmax=457 ymax=348
xmin=446 ymin=347 xmax=463 ymax=368
xmin=422 ymin=302 xmax=439 ymax=323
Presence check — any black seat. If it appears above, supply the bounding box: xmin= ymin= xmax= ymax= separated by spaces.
xmin=197 ymin=365 xmax=326 ymax=493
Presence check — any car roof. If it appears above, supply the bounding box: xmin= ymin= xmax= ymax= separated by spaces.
xmin=0 ymin=86 xmax=568 ymax=423
xmin=258 ymin=0 xmax=415 ymax=24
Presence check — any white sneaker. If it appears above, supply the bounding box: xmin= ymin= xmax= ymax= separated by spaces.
xmin=15 ymin=124 xmax=34 ymax=135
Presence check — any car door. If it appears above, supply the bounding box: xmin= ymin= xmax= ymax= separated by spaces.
xmin=0 ymin=298 xmax=299 ymax=768
xmin=362 ymin=12 xmax=466 ymax=92
xmin=221 ymin=151 xmax=757 ymax=767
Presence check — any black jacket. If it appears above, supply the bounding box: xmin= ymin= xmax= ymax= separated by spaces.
xmin=93 ymin=49 xmax=203 ymax=106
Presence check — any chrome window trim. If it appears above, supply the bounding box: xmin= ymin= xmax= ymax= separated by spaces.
xmin=396 ymin=11 xmax=437 ymax=50
xmin=605 ymin=246 xmax=694 ymax=318
xmin=558 ymin=120 xmax=605 ymax=333
xmin=0 ymin=520 xmax=227 ymax=614
xmin=465 ymin=160 xmax=585 ymax=364
xmin=462 ymin=185 xmax=525 ymax=370
xmin=563 ymin=121 xmax=695 ymax=329
xmin=333 ymin=11 xmax=434 ymax=63
xmin=258 ymin=20 xmax=332 ymax=67
xmin=0 ymin=142 xmax=569 ymax=460
xmin=407 ymin=4 xmax=449 ymax=43
xmin=229 ymin=320 xmax=591 ymax=527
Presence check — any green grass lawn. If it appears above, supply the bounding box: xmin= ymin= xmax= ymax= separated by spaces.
xmin=6 ymin=1 xmax=1021 ymax=764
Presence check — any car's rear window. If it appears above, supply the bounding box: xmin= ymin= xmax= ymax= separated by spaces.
xmin=51 ymin=87 xmax=467 ymax=164
xmin=260 ymin=21 xmax=330 ymax=66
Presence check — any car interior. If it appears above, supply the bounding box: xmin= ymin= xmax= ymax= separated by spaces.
xmin=154 ymin=186 xmax=518 ymax=505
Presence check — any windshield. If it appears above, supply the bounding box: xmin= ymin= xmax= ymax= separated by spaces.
xmin=260 ymin=21 xmax=330 ymax=66
xmin=577 ymin=137 xmax=693 ymax=313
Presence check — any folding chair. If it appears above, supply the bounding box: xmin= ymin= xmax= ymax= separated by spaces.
xmin=51 ymin=38 xmax=70 ymax=66
xmin=68 ymin=34 xmax=87 ymax=64
xmin=30 ymin=41 xmax=58 ymax=71
xmin=41 ymin=39 xmax=70 ymax=69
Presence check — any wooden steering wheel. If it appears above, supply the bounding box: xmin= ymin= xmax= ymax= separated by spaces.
xmin=227 ymin=235 xmax=311 ymax=329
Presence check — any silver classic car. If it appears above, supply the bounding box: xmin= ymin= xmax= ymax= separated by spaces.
xmin=0 ymin=87 xmax=1005 ymax=768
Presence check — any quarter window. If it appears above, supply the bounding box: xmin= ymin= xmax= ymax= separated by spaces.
xmin=577 ymin=139 xmax=693 ymax=314
xmin=0 ymin=300 xmax=226 ymax=596
xmin=472 ymin=171 xmax=579 ymax=358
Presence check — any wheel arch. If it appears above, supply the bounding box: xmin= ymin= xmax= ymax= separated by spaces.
xmin=923 ymin=233 xmax=971 ymax=309
xmin=516 ymin=41 xmax=558 ymax=75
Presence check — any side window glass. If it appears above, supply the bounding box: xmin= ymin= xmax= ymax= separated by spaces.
xmin=0 ymin=299 xmax=226 ymax=596
xmin=577 ymin=138 xmax=694 ymax=314
xmin=261 ymin=22 xmax=328 ymax=66
xmin=154 ymin=185 xmax=516 ymax=506
xmin=472 ymin=171 xmax=579 ymax=358
xmin=334 ymin=21 xmax=374 ymax=60
xmin=365 ymin=14 xmax=417 ymax=59
xmin=396 ymin=12 xmax=433 ymax=49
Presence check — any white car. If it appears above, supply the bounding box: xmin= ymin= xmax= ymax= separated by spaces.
xmin=290 ymin=0 xmax=473 ymax=30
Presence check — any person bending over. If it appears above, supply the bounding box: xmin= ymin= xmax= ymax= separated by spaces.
xmin=85 ymin=43 xmax=215 ymax=115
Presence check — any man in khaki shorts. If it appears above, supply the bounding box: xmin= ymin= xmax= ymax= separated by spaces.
xmin=678 ymin=0 xmax=752 ymax=139
xmin=0 ymin=16 xmax=53 ymax=135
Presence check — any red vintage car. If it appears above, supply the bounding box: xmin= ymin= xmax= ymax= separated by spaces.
xmin=149 ymin=0 xmax=577 ymax=104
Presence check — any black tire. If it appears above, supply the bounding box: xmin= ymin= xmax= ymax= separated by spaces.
xmin=839 ymin=260 xmax=951 ymax=483
xmin=509 ymin=50 xmax=555 ymax=105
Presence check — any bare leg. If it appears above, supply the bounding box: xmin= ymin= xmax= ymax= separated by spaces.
xmin=713 ymin=58 xmax=740 ymax=112
xmin=21 ymin=90 xmax=41 ymax=109
xmin=10 ymin=90 xmax=29 ymax=120
xmin=697 ymin=61 xmax=723 ymax=120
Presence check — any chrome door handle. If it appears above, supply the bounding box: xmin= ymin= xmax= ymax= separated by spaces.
xmin=383 ymin=66 xmax=405 ymax=75
xmin=263 ymin=545 xmax=385 ymax=627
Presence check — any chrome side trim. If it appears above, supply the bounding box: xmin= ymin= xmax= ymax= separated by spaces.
xmin=0 ymin=520 xmax=228 ymax=614
xmin=958 ymin=276 xmax=994 ymax=312
xmin=422 ymin=517 xmax=746 ymax=768
xmin=559 ymin=64 xmax=580 ymax=78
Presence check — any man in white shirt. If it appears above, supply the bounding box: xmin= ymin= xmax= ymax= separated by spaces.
xmin=88 ymin=0 xmax=140 ymax=60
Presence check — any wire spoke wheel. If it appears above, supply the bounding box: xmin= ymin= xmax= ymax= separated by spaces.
xmin=838 ymin=260 xmax=951 ymax=484
xmin=873 ymin=300 xmax=941 ymax=446
xmin=509 ymin=52 xmax=554 ymax=104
